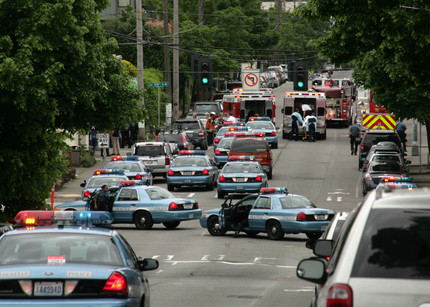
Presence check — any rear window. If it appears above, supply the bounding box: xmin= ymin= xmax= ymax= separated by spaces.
xmin=194 ymin=104 xmax=219 ymax=113
xmin=173 ymin=121 xmax=200 ymax=130
xmin=0 ymin=233 xmax=123 ymax=266
xmin=372 ymin=155 xmax=400 ymax=163
xmin=135 ymin=145 xmax=165 ymax=157
xmin=364 ymin=133 xmax=401 ymax=148
xmin=230 ymin=139 xmax=269 ymax=153
xmin=158 ymin=134 xmax=183 ymax=144
xmin=105 ymin=162 xmax=142 ymax=172
xmin=218 ymin=138 xmax=234 ymax=149
xmin=173 ymin=157 xmax=207 ymax=167
xmin=87 ymin=176 xmax=127 ymax=188
xmin=246 ymin=122 xmax=274 ymax=130
xmin=351 ymin=208 xmax=430 ymax=279
xmin=223 ymin=163 xmax=260 ymax=173
xmin=369 ymin=162 xmax=402 ymax=172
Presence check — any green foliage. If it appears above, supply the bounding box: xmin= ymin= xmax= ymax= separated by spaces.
xmin=0 ymin=0 xmax=146 ymax=216
xmin=80 ymin=148 xmax=96 ymax=168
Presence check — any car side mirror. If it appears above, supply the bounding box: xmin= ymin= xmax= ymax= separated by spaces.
xmin=296 ymin=258 xmax=327 ymax=285
xmin=137 ymin=257 xmax=159 ymax=271
xmin=313 ymin=240 xmax=333 ymax=258
xmin=80 ymin=181 xmax=86 ymax=187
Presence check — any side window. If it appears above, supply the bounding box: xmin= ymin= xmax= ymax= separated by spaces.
xmin=253 ymin=197 xmax=271 ymax=209
xmin=117 ymin=189 xmax=138 ymax=201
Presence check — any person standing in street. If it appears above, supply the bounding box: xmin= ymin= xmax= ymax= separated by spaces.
xmin=305 ymin=113 xmax=317 ymax=142
xmin=111 ymin=128 xmax=121 ymax=155
xmin=206 ymin=112 xmax=217 ymax=145
xmin=93 ymin=185 xmax=110 ymax=211
xmin=348 ymin=122 xmax=361 ymax=155
xmin=227 ymin=112 xmax=237 ymax=124
xmin=396 ymin=118 xmax=407 ymax=152
xmin=290 ymin=108 xmax=304 ymax=141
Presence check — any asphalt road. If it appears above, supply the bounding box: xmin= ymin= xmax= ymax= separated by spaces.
xmin=105 ymin=81 xmax=364 ymax=307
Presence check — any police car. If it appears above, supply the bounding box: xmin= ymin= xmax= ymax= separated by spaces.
xmin=104 ymin=156 xmax=153 ymax=185
xmin=216 ymin=156 xmax=268 ymax=199
xmin=55 ymin=183 xmax=201 ymax=230
xmin=200 ymin=187 xmax=335 ymax=240
xmin=375 ymin=176 xmax=417 ymax=191
xmin=0 ymin=210 xmax=159 ymax=306
xmin=214 ymin=132 xmax=240 ymax=167
xmin=80 ymin=169 xmax=129 ymax=200
xmin=213 ymin=126 xmax=250 ymax=150
xmin=167 ymin=150 xmax=218 ymax=191
xmin=246 ymin=117 xmax=278 ymax=149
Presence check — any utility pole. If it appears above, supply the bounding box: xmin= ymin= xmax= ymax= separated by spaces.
xmin=136 ymin=0 xmax=145 ymax=140
xmin=163 ymin=0 xmax=172 ymax=100
xmin=173 ymin=0 xmax=179 ymax=121
xmin=199 ymin=0 xmax=204 ymax=24
xmin=273 ymin=0 xmax=282 ymax=64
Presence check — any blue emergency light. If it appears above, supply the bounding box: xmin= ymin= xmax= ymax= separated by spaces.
xmin=227 ymin=156 xmax=256 ymax=162
xmin=111 ymin=155 xmax=139 ymax=161
xmin=248 ymin=117 xmax=271 ymax=122
xmin=179 ymin=150 xmax=206 ymax=156
xmin=93 ymin=169 xmax=125 ymax=175
xmin=15 ymin=211 xmax=113 ymax=226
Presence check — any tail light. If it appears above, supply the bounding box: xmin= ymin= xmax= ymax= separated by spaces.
xmin=327 ymin=284 xmax=353 ymax=307
xmin=297 ymin=212 xmax=307 ymax=221
xmin=169 ymin=202 xmax=178 ymax=210
xmin=219 ymin=175 xmax=225 ymax=182
xmin=364 ymin=173 xmax=371 ymax=181
xmin=202 ymin=169 xmax=209 ymax=175
xmin=156 ymin=136 xmax=159 ymax=141
xmin=271 ymin=131 xmax=276 ymax=136
xmin=363 ymin=163 xmax=368 ymax=169
xmin=165 ymin=156 xmax=170 ymax=165
xmin=102 ymin=272 xmax=127 ymax=294
xmin=84 ymin=191 xmax=91 ymax=197
xmin=360 ymin=143 xmax=364 ymax=153
xmin=198 ymin=131 xmax=204 ymax=137
xmin=168 ymin=169 xmax=174 ymax=176
xmin=215 ymin=150 xmax=221 ymax=155
xmin=135 ymin=174 xmax=142 ymax=180
xmin=195 ymin=202 xmax=199 ymax=209
xmin=214 ymin=137 xmax=220 ymax=143
xmin=255 ymin=175 xmax=262 ymax=182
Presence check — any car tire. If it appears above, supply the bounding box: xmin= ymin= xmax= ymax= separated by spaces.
xmin=133 ymin=211 xmax=154 ymax=230
xmin=207 ymin=216 xmax=226 ymax=236
xmin=267 ymin=169 xmax=273 ymax=180
xmin=272 ymin=142 xmax=278 ymax=149
xmin=206 ymin=180 xmax=214 ymax=191
xmin=167 ymin=184 xmax=175 ymax=192
xmin=266 ymin=220 xmax=284 ymax=240
xmin=321 ymin=130 xmax=327 ymax=140
xmin=217 ymin=190 xmax=226 ymax=199
xmin=282 ymin=131 xmax=288 ymax=139
xmin=306 ymin=232 xmax=323 ymax=240
xmin=245 ymin=231 xmax=259 ymax=237
xmin=163 ymin=221 xmax=180 ymax=229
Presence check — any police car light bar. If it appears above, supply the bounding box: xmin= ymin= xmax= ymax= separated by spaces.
xmin=235 ymin=122 xmax=246 ymax=126
xmin=248 ymin=117 xmax=271 ymax=121
xmin=381 ymin=176 xmax=414 ymax=183
xmin=223 ymin=121 xmax=234 ymax=126
xmin=227 ymin=156 xmax=256 ymax=162
xmin=235 ymin=132 xmax=265 ymax=138
xmin=224 ymin=132 xmax=243 ymax=138
xmin=111 ymin=155 xmax=139 ymax=161
xmin=120 ymin=180 xmax=142 ymax=187
xmin=93 ymin=169 xmax=125 ymax=175
xmin=228 ymin=126 xmax=250 ymax=132
xmin=260 ymin=187 xmax=288 ymax=195
xmin=15 ymin=210 xmax=113 ymax=226
xmin=179 ymin=150 xmax=206 ymax=155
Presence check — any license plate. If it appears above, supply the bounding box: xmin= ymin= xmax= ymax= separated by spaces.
xmin=184 ymin=203 xmax=193 ymax=209
xmin=144 ymin=161 xmax=153 ymax=165
xmin=236 ymin=186 xmax=244 ymax=190
xmin=184 ymin=179 xmax=191 ymax=183
xmin=184 ymin=172 xmax=193 ymax=176
xmin=315 ymin=214 xmax=328 ymax=221
xmin=34 ymin=282 xmax=63 ymax=296
xmin=236 ymin=178 xmax=245 ymax=183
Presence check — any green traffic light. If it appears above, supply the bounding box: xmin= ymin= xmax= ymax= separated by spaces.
xmin=298 ymin=81 xmax=304 ymax=88
xmin=202 ymin=78 xmax=209 ymax=84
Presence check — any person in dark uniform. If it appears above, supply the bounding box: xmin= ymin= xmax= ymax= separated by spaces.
xmin=396 ymin=119 xmax=407 ymax=152
xmin=349 ymin=123 xmax=361 ymax=155
xmin=93 ymin=185 xmax=110 ymax=211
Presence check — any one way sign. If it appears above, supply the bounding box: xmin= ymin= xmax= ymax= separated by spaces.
xmin=97 ymin=133 xmax=110 ymax=148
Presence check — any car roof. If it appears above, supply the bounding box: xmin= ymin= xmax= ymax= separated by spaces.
xmin=4 ymin=226 xmax=115 ymax=237
xmin=135 ymin=141 xmax=165 ymax=146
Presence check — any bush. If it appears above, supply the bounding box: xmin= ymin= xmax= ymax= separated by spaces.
xmin=80 ymin=148 xmax=96 ymax=167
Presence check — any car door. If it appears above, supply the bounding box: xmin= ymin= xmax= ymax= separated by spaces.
xmin=112 ymin=187 xmax=140 ymax=222
xmin=248 ymin=196 xmax=272 ymax=231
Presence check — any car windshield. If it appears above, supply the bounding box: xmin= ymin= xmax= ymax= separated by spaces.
xmin=370 ymin=163 xmax=402 ymax=172
xmin=371 ymin=155 xmax=401 ymax=163
xmin=351 ymin=208 xmax=430 ymax=279
xmin=218 ymin=138 xmax=234 ymax=150
xmin=215 ymin=127 xmax=231 ymax=137
xmin=173 ymin=157 xmax=207 ymax=167
xmin=158 ymin=135 xmax=183 ymax=144
xmin=223 ymin=163 xmax=260 ymax=173
xmin=145 ymin=187 xmax=174 ymax=200
xmin=173 ymin=121 xmax=200 ymax=130
xmin=230 ymin=139 xmax=268 ymax=153
xmin=365 ymin=134 xmax=401 ymax=147
xmin=135 ymin=145 xmax=164 ymax=157
xmin=87 ymin=176 xmax=127 ymax=188
xmin=246 ymin=122 xmax=274 ymax=130
xmin=0 ymin=233 xmax=123 ymax=265
xmin=194 ymin=104 xmax=218 ymax=113
xmin=279 ymin=196 xmax=316 ymax=209
xmin=105 ymin=162 xmax=142 ymax=172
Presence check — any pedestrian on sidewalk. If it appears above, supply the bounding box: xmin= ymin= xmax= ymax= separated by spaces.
xmin=111 ymin=128 xmax=121 ymax=155
xmin=396 ymin=118 xmax=407 ymax=152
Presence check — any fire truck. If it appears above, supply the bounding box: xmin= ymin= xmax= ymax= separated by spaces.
xmin=282 ymin=92 xmax=327 ymax=140
xmin=358 ymin=90 xmax=395 ymax=132
xmin=222 ymin=88 xmax=276 ymax=125
xmin=312 ymin=78 xmax=356 ymax=127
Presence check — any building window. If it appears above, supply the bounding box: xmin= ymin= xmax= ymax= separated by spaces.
xmin=118 ymin=0 xmax=130 ymax=7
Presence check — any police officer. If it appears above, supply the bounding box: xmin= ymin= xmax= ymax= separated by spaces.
xmin=206 ymin=112 xmax=217 ymax=145
xmin=396 ymin=118 xmax=407 ymax=152
xmin=349 ymin=122 xmax=361 ymax=155
xmin=93 ymin=185 xmax=110 ymax=211
xmin=290 ymin=109 xmax=304 ymax=141
xmin=305 ymin=112 xmax=317 ymax=142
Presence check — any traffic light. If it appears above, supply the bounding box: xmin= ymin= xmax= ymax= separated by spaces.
xmin=293 ymin=61 xmax=308 ymax=91
xmin=198 ymin=58 xmax=213 ymax=88
xmin=191 ymin=55 xmax=200 ymax=80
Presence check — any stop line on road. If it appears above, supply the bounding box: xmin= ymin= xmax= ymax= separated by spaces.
xmin=326 ymin=190 xmax=350 ymax=202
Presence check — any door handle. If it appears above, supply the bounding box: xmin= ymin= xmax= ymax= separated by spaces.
xmin=131 ymin=204 xmax=136 ymax=206
xmin=264 ymin=212 xmax=268 ymax=215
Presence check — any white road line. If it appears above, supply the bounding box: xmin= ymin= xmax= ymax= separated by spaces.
xmin=201 ymin=255 xmax=210 ymax=261
xmin=217 ymin=255 xmax=225 ymax=261
xmin=337 ymin=196 xmax=342 ymax=202
xmin=152 ymin=255 xmax=161 ymax=259
xmin=188 ymin=193 xmax=195 ymax=198
xmin=327 ymin=196 xmax=332 ymax=201
xmin=283 ymin=288 xmax=314 ymax=292
xmin=166 ymin=255 xmax=174 ymax=261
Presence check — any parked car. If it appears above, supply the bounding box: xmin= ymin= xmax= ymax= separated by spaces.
xmin=156 ymin=131 xmax=194 ymax=151
xmin=172 ymin=118 xmax=208 ymax=150
xmin=132 ymin=141 xmax=175 ymax=179
xmin=192 ymin=101 xmax=223 ymax=117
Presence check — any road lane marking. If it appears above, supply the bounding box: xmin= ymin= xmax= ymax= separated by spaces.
xmin=337 ymin=197 xmax=342 ymax=202
xmin=283 ymin=287 xmax=314 ymax=292
xmin=188 ymin=193 xmax=195 ymax=198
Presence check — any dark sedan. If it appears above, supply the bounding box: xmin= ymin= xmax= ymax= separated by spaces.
xmin=362 ymin=161 xmax=406 ymax=195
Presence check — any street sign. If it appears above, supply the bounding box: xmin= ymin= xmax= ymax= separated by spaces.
xmin=97 ymin=133 xmax=110 ymax=148
xmin=148 ymin=82 xmax=168 ymax=87
xmin=241 ymin=69 xmax=260 ymax=91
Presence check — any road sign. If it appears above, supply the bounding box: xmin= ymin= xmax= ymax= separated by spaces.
xmin=241 ymin=69 xmax=260 ymax=91
xmin=97 ymin=133 xmax=110 ymax=148
xmin=148 ymin=82 xmax=169 ymax=88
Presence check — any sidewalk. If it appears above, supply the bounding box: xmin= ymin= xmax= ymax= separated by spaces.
xmin=49 ymin=147 xmax=133 ymax=207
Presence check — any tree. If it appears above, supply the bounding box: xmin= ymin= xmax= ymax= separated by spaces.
xmin=299 ymin=0 xmax=430 ymax=152
xmin=0 ymin=0 xmax=145 ymax=218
